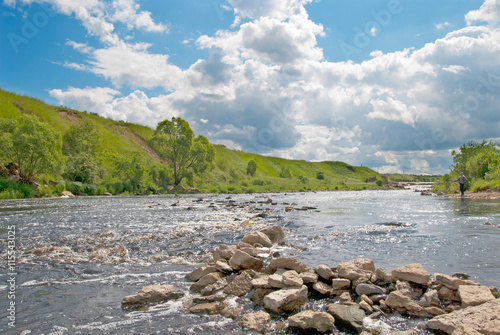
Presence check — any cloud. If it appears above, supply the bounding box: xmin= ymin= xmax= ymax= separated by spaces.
xmin=435 ymin=21 xmax=451 ymax=30
xmin=43 ymin=0 xmax=500 ymax=174
xmin=465 ymin=0 xmax=500 ymax=25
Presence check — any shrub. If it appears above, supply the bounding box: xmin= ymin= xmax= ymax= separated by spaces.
xmin=252 ymin=179 xmax=265 ymax=186
xmin=316 ymin=172 xmax=325 ymax=180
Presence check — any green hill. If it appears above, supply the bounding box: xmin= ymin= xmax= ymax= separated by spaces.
xmin=0 ymin=88 xmax=408 ymax=197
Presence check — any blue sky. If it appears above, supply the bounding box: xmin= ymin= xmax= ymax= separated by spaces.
xmin=1 ymin=0 xmax=499 ymax=174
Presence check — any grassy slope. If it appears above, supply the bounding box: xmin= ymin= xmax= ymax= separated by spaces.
xmin=1 ymin=89 xmax=393 ymax=192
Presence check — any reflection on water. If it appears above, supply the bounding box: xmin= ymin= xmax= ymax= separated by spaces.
xmin=0 ymin=190 xmax=499 ymax=334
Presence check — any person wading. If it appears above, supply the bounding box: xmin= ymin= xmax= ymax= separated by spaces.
xmin=453 ymin=172 xmax=468 ymax=196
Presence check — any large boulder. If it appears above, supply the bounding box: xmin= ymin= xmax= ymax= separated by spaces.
xmin=282 ymin=270 xmax=303 ymax=286
xmin=391 ymin=264 xmax=430 ymax=285
xmin=426 ymin=298 xmax=500 ymax=334
xmin=327 ymin=304 xmax=365 ymax=334
xmin=259 ymin=225 xmax=285 ymax=244
xmin=269 ymin=257 xmax=312 ymax=273
xmin=242 ymin=231 xmax=273 ymax=247
xmin=223 ymin=271 xmax=254 ymax=296
xmin=300 ymin=271 xmax=319 ymax=284
xmin=229 ymin=250 xmax=263 ymax=271
xmin=332 ymin=278 xmax=351 ymax=291
xmin=263 ymin=285 xmax=308 ymax=314
xmin=288 ymin=310 xmax=336 ymax=333
xmin=458 ymin=285 xmax=495 ymax=308
xmin=122 ymin=284 xmax=184 ymax=309
xmin=338 ymin=258 xmax=375 ymax=272
xmin=239 ymin=310 xmax=271 ymax=332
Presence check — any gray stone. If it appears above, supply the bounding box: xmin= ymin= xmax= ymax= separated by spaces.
xmin=426 ymin=298 xmax=500 ymax=335
xmin=288 ymin=310 xmax=336 ymax=333
xmin=263 ymin=285 xmax=308 ymax=314
xmin=327 ymin=304 xmax=365 ymax=334
xmin=355 ymin=283 xmax=386 ymax=296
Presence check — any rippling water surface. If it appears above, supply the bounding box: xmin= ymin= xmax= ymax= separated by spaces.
xmin=1 ymin=190 xmax=499 ymax=334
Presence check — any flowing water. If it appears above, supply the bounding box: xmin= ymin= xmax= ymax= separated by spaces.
xmin=1 ymin=190 xmax=499 ymax=334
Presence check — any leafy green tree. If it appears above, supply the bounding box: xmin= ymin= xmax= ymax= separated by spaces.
xmin=246 ymin=160 xmax=257 ymax=176
xmin=279 ymin=165 xmax=292 ymax=178
xmin=150 ymin=117 xmax=215 ymax=185
xmin=0 ymin=115 xmax=63 ymax=181
xmin=62 ymin=120 xmax=102 ymax=183
xmin=63 ymin=120 xmax=100 ymax=156
xmin=316 ymin=171 xmax=325 ymax=180
xmin=113 ymin=152 xmax=152 ymax=190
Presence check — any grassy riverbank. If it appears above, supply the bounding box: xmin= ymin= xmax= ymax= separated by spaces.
xmin=0 ymin=89 xmax=436 ymax=198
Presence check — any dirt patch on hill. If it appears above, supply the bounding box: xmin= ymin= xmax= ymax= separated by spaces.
xmin=57 ymin=109 xmax=82 ymax=124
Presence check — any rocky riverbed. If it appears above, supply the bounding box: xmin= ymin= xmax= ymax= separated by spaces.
xmin=121 ymin=224 xmax=500 ymax=334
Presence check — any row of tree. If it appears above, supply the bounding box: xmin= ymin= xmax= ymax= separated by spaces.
xmin=0 ymin=115 xmax=215 ymax=193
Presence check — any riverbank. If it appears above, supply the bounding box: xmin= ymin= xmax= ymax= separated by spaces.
xmin=439 ymin=189 xmax=500 ymax=200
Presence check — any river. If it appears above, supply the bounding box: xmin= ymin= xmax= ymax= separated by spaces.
xmin=1 ymin=190 xmax=499 ymax=334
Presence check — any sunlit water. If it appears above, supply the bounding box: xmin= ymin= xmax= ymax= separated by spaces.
xmin=0 ymin=190 xmax=499 ymax=334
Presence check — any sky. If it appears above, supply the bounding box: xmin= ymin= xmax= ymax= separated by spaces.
xmin=1 ymin=0 xmax=499 ymax=174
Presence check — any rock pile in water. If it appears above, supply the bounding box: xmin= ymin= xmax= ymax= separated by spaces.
xmin=122 ymin=225 xmax=500 ymax=334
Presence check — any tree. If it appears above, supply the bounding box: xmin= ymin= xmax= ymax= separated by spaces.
xmin=62 ymin=120 xmax=101 ymax=183
xmin=150 ymin=117 xmax=215 ymax=185
xmin=0 ymin=115 xmax=63 ymax=181
xmin=246 ymin=160 xmax=257 ymax=176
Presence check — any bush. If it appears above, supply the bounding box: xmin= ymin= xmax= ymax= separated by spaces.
xmin=0 ymin=179 xmax=36 ymax=198
xmin=316 ymin=172 xmax=325 ymax=180
xmin=252 ymin=179 xmax=265 ymax=186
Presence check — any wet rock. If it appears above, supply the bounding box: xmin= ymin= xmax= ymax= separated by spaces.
xmin=426 ymin=298 xmax=500 ymax=334
xmin=391 ymin=263 xmax=430 ymax=286
xmin=190 ymin=272 xmax=224 ymax=293
xmin=300 ymin=271 xmax=319 ymax=284
xmin=263 ymin=285 xmax=308 ymax=314
xmin=229 ymin=250 xmax=263 ymax=271
xmin=213 ymin=244 xmax=237 ymax=261
xmin=215 ymin=260 xmax=233 ymax=274
xmin=313 ymin=281 xmax=333 ymax=295
xmin=122 ymin=284 xmax=184 ymax=309
xmin=457 ymin=285 xmax=495 ymax=308
xmin=185 ymin=266 xmax=217 ymax=282
xmin=220 ymin=299 xmax=243 ymax=319
xmin=375 ymin=267 xmax=393 ymax=283
xmin=239 ymin=310 xmax=271 ymax=332
xmin=315 ymin=264 xmax=336 ymax=281
xmin=385 ymin=291 xmax=425 ymax=315
xmin=242 ymin=231 xmax=273 ymax=248
xmin=200 ymin=275 xmax=231 ymax=296
xmin=288 ymin=310 xmax=336 ymax=333
xmin=338 ymin=267 xmax=374 ymax=281
xmin=327 ymin=304 xmax=365 ymax=334
xmin=334 ymin=291 xmax=353 ymax=304
xmin=223 ymin=271 xmax=253 ymax=296
xmin=435 ymin=273 xmax=480 ymax=290
xmin=395 ymin=280 xmax=417 ymax=299
xmin=332 ymin=278 xmax=351 ymax=291
xmin=282 ymin=270 xmax=303 ymax=286
xmin=386 ymin=331 xmax=418 ymax=335
xmin=285 ymin=206 xmax=294 ymax=212
xmin=418 ymin=289 xmax=441 ymax=307
xmin=355 ymin=283 xmax=386 ymax=296
xmin=338 ymin=258 xmax=376 ymax=273
xmin=189 ymin=301 xmax=223 ymax=314
xmin=269 ymin=257 xmax=312 ymax=273
xmin=438 ymin=285 xmax=460 ymax=301
xmin=259 ymin=225 xmax=285 ymax=244
xmin=192 ymin=293 xmax=227 ymax=303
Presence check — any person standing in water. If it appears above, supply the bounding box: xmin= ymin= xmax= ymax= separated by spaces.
xmin=454 ymin=172 xmax=468 ymax=196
